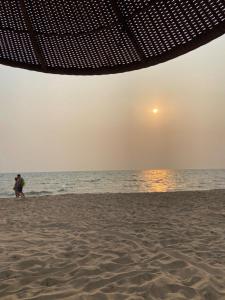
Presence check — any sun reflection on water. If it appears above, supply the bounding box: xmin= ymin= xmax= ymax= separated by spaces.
xmin=140 ymin=169 xmax=175 ymax=192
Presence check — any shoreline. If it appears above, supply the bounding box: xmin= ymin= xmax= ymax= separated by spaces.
xmin=1 ymin=188 xmax=225 ymax=200
xmin=1 ymin=190 xmax=225 ymax=299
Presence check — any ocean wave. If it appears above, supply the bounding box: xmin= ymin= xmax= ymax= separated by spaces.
xmin=0 ymin=192 xmax=15 ymax=197
xmin=90 ymin=179 xmax=101 ymax=182
xmin=125 ymin=179 xmax=138 ymax=182
xmin=26 ymin=190 xmax=53 ymax=196
xmin=79 ymin=179 xmax=101 ymax=183
xmin=58 ymin=188 xmax=66 ymax=192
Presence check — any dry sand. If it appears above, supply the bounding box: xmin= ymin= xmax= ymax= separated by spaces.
xmin=1 ymin=190 xmax=225 ymax=300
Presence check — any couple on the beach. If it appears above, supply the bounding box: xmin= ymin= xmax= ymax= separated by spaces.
xmin=13 ymin=174 xmax=25 ymax=198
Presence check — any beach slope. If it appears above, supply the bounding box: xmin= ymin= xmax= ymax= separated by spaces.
xmin=0 ymin=190 xmax=225 ymax=299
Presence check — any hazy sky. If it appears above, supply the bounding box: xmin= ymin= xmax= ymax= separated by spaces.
xmin=1 ymin=36 xmax=225 ymax=173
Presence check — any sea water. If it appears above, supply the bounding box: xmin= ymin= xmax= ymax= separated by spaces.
xmin=1 ymin=169 xmax=225 ymax=198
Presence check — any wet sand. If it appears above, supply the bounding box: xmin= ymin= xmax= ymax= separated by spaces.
xmin=1 ymin=190 xmax=225 ymax=299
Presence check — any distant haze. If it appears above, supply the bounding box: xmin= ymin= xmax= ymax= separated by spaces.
xmin=1 ymin=36 xmax=225 ymax=173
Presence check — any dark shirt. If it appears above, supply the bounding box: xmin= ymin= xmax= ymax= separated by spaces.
xmin=17 ymin=178 xmax=23 ymax=189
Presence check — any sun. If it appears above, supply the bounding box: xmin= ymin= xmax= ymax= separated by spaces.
xmin=152 ymin=108 xmax=159 ymax=114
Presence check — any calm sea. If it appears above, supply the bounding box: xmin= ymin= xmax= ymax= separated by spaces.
xmin=0 ymin=169 xmax=225 ymax=198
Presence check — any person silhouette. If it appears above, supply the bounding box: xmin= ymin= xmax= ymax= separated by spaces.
xmin=16 ymin=174 xmax=25 ymax=198
xmin=13 ymin=177 xmax=19 ymax=198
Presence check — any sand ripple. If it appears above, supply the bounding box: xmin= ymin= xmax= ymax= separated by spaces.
xmin=0 ymin=190 xmax=225 ymax=299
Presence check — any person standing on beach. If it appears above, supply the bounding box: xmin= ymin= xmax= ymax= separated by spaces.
xmin=13 ymin=177 xmax=19 ymax=197
xmin=16 ymin=174 xmax=25 ymax=198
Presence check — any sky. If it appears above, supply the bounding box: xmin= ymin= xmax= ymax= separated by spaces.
xmin=0 ymin=35 xmax=225 ymax=173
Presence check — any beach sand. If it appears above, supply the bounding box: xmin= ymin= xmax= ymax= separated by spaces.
xmin=0 ymin=190 xmax=225 ymax=300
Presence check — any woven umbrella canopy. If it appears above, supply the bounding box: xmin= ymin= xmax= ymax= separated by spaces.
xmin=1 ymin=1 xmax=225 ymax=75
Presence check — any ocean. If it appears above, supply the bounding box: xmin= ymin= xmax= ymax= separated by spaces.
xmin=1 ymin=169 xmax=225 ymax=198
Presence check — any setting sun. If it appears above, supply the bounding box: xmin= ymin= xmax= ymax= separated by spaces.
xmin=152 ymin=108 xmax=159 ymax=114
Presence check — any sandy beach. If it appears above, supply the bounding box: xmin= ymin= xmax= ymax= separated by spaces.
xmin=1 ymin=190 xmax=225 ymax=300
